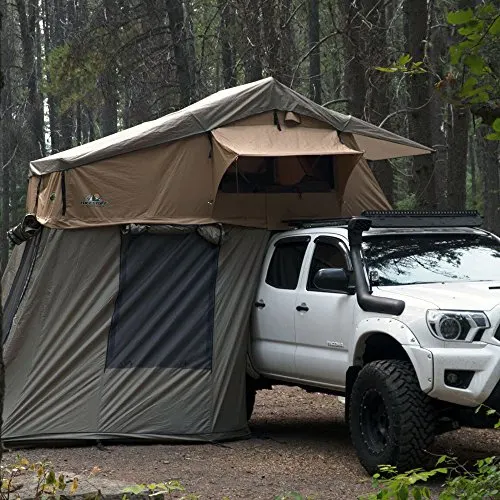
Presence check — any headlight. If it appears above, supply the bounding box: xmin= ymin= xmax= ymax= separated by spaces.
xmin=426 ymin=310 xmax=490 ymax=342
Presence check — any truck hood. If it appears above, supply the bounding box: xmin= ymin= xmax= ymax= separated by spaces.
xmin=375 ymin=281 xmax=500 ymax=311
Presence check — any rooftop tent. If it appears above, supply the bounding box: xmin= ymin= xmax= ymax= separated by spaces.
xmin=2 ymin=78 xmax=432 ymax=444
xmin=25 ymin=78 xmax=432 ymax=230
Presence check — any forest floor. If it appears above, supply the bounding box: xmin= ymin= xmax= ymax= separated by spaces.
xmin=4 ymin=386 xmax=500 ymax=499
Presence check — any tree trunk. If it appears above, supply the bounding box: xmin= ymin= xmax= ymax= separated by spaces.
xmin=308 ymin=0 xmax=321 ymax=103
xmin=403 ymin=0 xmax=436 ymax=209
xmin=240 ymin=0 xmax=263 ymax=83
xmin=219 ymin=0 xmax=236 ymax=88
xmin=15 ymin=0 xmax=45 ymax=158
xmin=364 ymin=0 xmax=393 ymax=203
xmin=340 ymin=0 xmax=366 ymax=118
xmin=100 ymin=0 xmax=118 ymax=136
xmin=478 ymin=126 xmax=500 ymax=234
xmin=166 ymin=0 xmax=197 ymax=107
xmin=446 ymin=106 xmax=469 ymax=210
xmin=60 ymin=0 xmax=76 ymax=150
xmin=274 ymin=0 xmax=295 ymax=86
xmin=469 ymin=135 xmax=476 ymax=209
xmin=0 ymin=0 xmax=6 ymax=463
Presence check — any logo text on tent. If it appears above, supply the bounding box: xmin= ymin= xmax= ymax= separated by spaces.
xmin=81 ymin=194 xmax=108 ymax=206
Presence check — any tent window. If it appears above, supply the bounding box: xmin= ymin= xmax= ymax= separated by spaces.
xmin=106 ymin=232 xmax=218 ymax=370
xmin=219 ymin=155 xmax=335 ymax=193
xmin=265 ymin=238 xmax=309 ymax=290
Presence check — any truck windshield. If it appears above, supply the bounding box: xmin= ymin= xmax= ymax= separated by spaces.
xmin=362 ymin=233 xmax=500 ymax=286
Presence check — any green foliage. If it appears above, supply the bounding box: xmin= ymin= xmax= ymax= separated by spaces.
xmin=362 ymin=456 xmax=500 ymax=500
xmin=44 ymin=42 xmax=107 ymax=112
xmin=445 ymin=3 xmax=499 ymax=111
xmin=394 ymin=194 xmax=417 ymax=211
xmin=362 ymin=464 xmax=446 ymax=500
xmin=375 ymin=2 xmax=499 ymax=134
xmin=375 ymin=55 xmax=426 ymax=75
xmin=122 ymin=480 xmax=200 ymax=499
xmin=0 ymin=455 xmax=83 ymax=499
xmin=485 ymin=118 xmax=500 ymax=141
xmin=363 ymin=407 xmax=500 ymax=500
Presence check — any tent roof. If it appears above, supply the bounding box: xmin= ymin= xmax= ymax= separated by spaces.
xmin=30 ymin=77 xmax=433 ymax=176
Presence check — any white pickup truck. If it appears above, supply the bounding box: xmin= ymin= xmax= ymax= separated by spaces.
xmin=246 ymin=211 xmax=500 ymax=474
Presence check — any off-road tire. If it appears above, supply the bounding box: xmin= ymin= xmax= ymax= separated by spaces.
xmin=246 ymin=377 xmax=257 ymax=421
xmin=349 ymin=360 xmax=436 ymax=475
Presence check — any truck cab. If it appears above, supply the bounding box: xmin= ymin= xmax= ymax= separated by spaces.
xmin=247 ymin=211 xmax=500 ymax=474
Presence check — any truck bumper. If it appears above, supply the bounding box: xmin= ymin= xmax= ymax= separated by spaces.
xmin=427 ymin=344 xmax=500 ymax=408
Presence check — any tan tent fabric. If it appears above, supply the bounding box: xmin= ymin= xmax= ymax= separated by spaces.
xmin=340 ymin=133 xmax=392 ymax=214
xmin=24 ymin=82 xmax=427 ymax=229
xmin=212 ymin=192 xmax=341 ymax=229
xmin=353 ymin=134 xmax=430 ymax=161
xmin=27 ymin=113 xmax=377 ymax=230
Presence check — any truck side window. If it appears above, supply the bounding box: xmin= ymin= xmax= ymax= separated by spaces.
xmin=307 ymin=240 xmax=348 ymax=291
xmin=266 ymin=240 xmax=309 ymax=290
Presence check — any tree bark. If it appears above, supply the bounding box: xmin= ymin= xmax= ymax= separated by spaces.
xmin=446 ymin=106 xmax=469 ymax=210
xmin=308 ymin=0 xmax=321 ymax=103
xmin=219 ymin=0 xmax=236 ymax=88
xmin=0 ymin=0 xmax=6 ymax=463
xmin=403 ymin=0 xmax=436 ymax=209
xmin=239 ymin=0 xmax=263 ymax=83
xmin=428 ymin=2 xmax=447 ymax=209
xmin=15 ymin=0 xmax=45 ymax=158
xmin=340 ymin=0 xmax=366 ymax=118
xmin=99 ymin=0 xmax=119 ymax=136
xmin=469 ymin=135 xmax=476 ymax=209
xmin=166 ymin=0 xmax=197 ymax=107
xmin=478 ymin=126 xmax=500 ymax=234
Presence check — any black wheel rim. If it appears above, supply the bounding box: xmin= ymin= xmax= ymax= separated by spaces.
xmin=359 ymin=388 xmax=389 ymax=455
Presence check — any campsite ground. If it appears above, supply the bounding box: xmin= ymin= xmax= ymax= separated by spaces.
xmin=4 ymin=386 xmax=500 ymax=499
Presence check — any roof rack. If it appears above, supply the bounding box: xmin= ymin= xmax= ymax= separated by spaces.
xmin=284 ymin=210 xmax=483 ymax=229
xmin=361 ymin=210 xmax=483 ymax=228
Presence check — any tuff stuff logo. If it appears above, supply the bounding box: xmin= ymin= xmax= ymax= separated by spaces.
xmin=81 ymin=193 xmax=107 ymax=206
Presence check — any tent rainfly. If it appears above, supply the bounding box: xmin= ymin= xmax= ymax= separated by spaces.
xmin=2 ymin=78 xmax=432 ymax=444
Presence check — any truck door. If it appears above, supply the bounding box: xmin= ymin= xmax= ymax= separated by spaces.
xmin=251 ymin=235 xmax=310 ymax=378
xmin=294 ymin=235 xmax=356 ymax=389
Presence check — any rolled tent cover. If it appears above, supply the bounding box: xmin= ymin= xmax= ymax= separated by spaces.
xmin=24 ymin=78 xmax=433 ymax=229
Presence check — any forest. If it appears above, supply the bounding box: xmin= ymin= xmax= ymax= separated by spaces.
xmin=0 ymin=0 xmax=499 ymax=267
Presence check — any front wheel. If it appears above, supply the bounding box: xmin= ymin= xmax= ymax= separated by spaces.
xmin=349 ymin=360 xmax=436 ymax=475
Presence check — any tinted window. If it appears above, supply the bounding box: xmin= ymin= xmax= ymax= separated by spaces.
xmin=363 ymin=233 xmax=500 ymax=286
xmin=307 ymin=240 xmax=348 ymax=291
xmin=266 ymin=239 xmax=309 ymax=289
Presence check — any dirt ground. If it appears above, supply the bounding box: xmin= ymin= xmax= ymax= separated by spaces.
xmin=4 ymin=386 xmax=500 ymax=499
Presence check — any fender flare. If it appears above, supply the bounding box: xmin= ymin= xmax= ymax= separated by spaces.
xmin=351 ymin=317 xmax=434 ymax=393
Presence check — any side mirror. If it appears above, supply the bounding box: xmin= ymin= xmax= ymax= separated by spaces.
xmin=313 ymin=268 xmax=351 ymax=293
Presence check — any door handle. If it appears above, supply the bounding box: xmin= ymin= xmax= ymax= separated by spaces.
xmin=254 ymin=300 xmax=266 ymax=309
xmin=296 ymin=303 xmax=309 ymax=312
